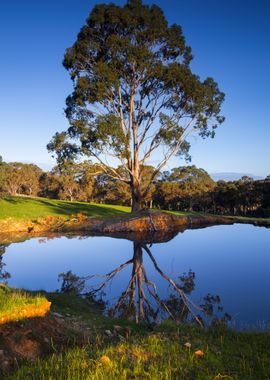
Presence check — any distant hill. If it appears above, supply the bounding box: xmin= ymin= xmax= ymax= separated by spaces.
xmin=210 ymin=172 xmax=263 ymax=182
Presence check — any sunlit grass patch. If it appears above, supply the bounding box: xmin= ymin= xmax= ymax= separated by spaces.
xmin=0 ymin=285 xmax=50 ymax=324
xmin=0 ymin=196 xmax=131 ymax=220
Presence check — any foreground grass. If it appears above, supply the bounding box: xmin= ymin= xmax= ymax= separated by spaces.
xmin=2 ymin=288 xmax=270 ymax=380
xmin=5 ymin=322 xmax=270 ymax=380
xmin=0 ymin=285 xmax=50 ymax=324
xmin=0 ymin=196 xmax=130 ymax=220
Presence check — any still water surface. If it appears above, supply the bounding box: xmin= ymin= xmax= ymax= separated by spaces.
xmin=1 ymin=224 xmax=269 ymax=329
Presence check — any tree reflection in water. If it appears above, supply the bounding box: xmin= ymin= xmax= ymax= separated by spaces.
xmin=59 ymin=237 xmax=231 ymax=326
xmin=0 ymin=245 xmax=10 ymax=283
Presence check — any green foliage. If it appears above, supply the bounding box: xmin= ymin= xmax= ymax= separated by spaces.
xmin=154 ymin=169 xmax=270 ymax=217
xmin=0 ymin=162 xmax=43 ymax=197
xmin=48 ymin=0 xmax=225 ymax=211
xmin=155 ymin=165 xmax=215 ymax=211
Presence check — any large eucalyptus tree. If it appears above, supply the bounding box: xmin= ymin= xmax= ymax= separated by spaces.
xmin=48 ymin=0 xmax=225 ymax=212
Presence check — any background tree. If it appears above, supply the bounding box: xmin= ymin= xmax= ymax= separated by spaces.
xmin=154 ymin=166 xmax=215 ymax=211
xmin=39 ymin=172 xmax=62 ymax=199
xmin=0 ymin=157 xmax=8 ymax=195
xmin=20 ymin=164 xmax=43 ymax=196
xmin=48 ymin=0 xmax=225 ymax=212
xmin=2 ymin=163 xmax=43 ymax=196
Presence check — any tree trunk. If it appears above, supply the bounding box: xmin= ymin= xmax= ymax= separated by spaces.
xmin=131 ymin=183 xmax=142 ymax=212
xmin=132 ymin=242 xmax=144 ymax=322
xmin=130 ymin=164 xmax=142 ymax=212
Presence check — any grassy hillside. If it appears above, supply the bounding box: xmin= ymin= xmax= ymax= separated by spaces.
xmin=0 ymin=196 xmax=131 ymax=220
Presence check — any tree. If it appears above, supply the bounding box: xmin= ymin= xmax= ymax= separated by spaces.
xmin=168 ymin=166 xmax=215 ymax=211
xmin=3 ymin=163 xmax=42 ymax=196
xmin=48 ymin=0 xmax=225 ymax=212
xmin=39 ymin=172 xmax=62 ymax=199
xmin=20 ymin=164 xmax=43 ymax=196
xmin=0 ymin=157 xmax=7 ymax=194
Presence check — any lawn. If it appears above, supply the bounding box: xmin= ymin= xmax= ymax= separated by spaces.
xmin=0 ymin=196 xmax=269 ymax=225
xmin=169 ymin=209 xmax=270 ymax=222
xmin=0 ymin=196 xmax=131 ymax=220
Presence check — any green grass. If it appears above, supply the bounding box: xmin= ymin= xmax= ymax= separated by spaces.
xmin=1 ymin=289 xmax=270 ymax=379
xmin=169 ymin=209 xmax=270 ymax=222
xmin=229 ymin=215 xmax=270 ymax=222
xmin=4 ymin=292 xmax=270 ymax=380
xmin=0 ymin=196 xmax=131 ymax=220
xmin=0 ymin=196 xmax=269 ymax=227
xmin=167 ymin=210 xmax=205 ymax=217
xmin=0 ymin=285 xmax=48 ymax=320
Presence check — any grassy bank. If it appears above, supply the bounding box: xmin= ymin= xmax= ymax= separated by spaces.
xmin=0 ymin=286 xmax=50 ymax=324
xmin=169 ymin=210 xmax=270 ymax=224
xmin=1 ymin=196 xmax=269 ymax=224
xmin=0 ymin=196 xmax=130 ymax=220
xmin=8 ymin=330 xmax=270 ymax=380
xmin=1 ymin=287 xmax=270 ymax=379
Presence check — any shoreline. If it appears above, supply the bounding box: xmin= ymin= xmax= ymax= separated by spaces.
xmin=0 ymin=211 xmax=232 ymax=242
xmin=0 ymin=210 xmax=269 ymax=244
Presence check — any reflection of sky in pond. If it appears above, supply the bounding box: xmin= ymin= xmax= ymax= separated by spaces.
xmin=2 ymin=224 xmax=270 ymax=329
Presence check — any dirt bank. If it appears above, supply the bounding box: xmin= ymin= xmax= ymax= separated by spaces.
xmin=0 ymin=211 xmax=235 ymax=243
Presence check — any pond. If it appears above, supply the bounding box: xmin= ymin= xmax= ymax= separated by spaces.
xmin=1 ymin=224 xmax=269 ymax=330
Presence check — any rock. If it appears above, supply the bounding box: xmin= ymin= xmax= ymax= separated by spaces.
xmin=1 ymin=360 xmax=10 ymax=371
xmin=113 ymin=325 xmax=122 ymax=332
xmin=51 ymin=312 xmax=64 ymax=319
xmin=118 ymin=334 xmax=125 ymax=342
xmin=55 ymin=318 xmax=65 ymax=325
xmin=104 ymin=329 xmax=113 ymax=337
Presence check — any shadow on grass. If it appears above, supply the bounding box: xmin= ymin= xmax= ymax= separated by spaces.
xmin=2 ymin=196 xmax=129 ymax=219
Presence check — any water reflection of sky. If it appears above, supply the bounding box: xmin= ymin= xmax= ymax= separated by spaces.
xmin=3 ymin=224 xmax=270 ymax=329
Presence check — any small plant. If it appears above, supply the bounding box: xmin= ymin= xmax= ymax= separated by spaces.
xmin=0 ymin=250 xmax=10 ymax=284
xmin=58 ymin=271 xmax=86 ymax=295
xmin=71 ymin=212 xmax=88 ymax=222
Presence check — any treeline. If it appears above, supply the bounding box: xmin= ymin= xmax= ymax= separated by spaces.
xmin=0 ymin=156 xmax=269 ymax=217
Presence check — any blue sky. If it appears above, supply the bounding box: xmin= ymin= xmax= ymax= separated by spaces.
xmin=0 ymin=0 xmax=269 ymax=176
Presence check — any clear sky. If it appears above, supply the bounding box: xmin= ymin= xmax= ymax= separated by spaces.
xmin=0 ymin=0 xmax=269 ymax=176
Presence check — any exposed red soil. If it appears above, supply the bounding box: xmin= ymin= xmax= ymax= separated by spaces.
xmin=0 ymin=211 xmax=234 ymax=239
xmin=0 ymin=314 xmax=67 ymax=374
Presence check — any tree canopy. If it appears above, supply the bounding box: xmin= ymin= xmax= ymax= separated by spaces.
xmin=48 ymin=0 xmax=225 ymax=211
